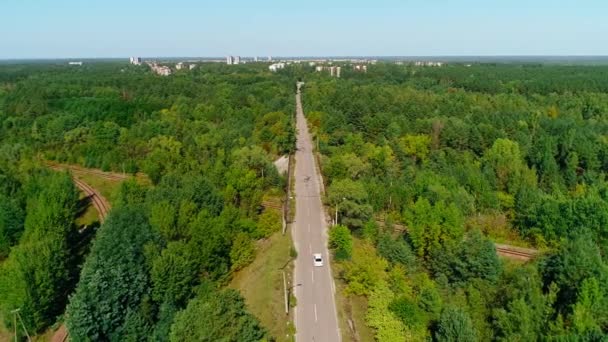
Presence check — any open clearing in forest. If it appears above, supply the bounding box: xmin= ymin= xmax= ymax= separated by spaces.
xmin=230 ymin=231 xmax=295 ymax=341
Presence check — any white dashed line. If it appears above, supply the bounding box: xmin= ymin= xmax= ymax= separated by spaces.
xmin=311 ymin=270 xmax=314 ymax=283
xmin=314 ymin=304 xmax=318 ymax=322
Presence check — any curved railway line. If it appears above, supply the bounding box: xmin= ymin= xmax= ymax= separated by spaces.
xmin=50 ymin=173 xmax=112 ymax=342
xmin=72 ymin=178 xmax=111 ymax=221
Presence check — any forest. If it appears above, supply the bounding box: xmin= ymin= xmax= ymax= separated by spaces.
xmin=0 ymin=62 xmax=295 ymax=340
xmin=304 ymin=63 xmax=608 ymax=341
xmin=1 ymin=60 xmax=607 ymax=341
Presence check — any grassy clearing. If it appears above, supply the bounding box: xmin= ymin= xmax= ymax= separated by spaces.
xmin=230 ymin=231 xmax=295 ymax=341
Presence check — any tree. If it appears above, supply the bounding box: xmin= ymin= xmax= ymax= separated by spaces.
xmin=342 ymin=242 xmax=388 ymax=296
xmin=366 ymin=281 xmax=408 ymax=341
xmin=151 ymin=241 xmax=198 ymax=307
xmin=404 ymin=197 xmax=464 ymax=258
xmin=376 ymin=234 xmax=415 ymax=268
xmin=541 ymin=236 xmax=608 ymax=314
xmin=327 ymin=178 xmax=373 ymax=229
xmin=329 ymin=224 xmax=353 ymax=260
xmin=435 ymin=307 xmax=477 ymax=342
xmin=0 ymin=172 xmax=78 ymax=332
xmin=483 ymin=138 xmax=535 ymax=194
xmin=169 ymin=288 xmax=266 ymax=342
xmin=230 ymin=232 xmax=255 ymax=271
xmin=66 ymin=206 xmax=157 ymax=340
xmin=430 ymin=230 xmax=500 ymax=285
xmin=398 ymin=134 xmax=432 ymax=164
xmin=571 ymin=277 xmax=606 ymax=335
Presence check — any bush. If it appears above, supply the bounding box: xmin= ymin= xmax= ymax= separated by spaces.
xmin=329 ymin=224 xmax=353 ymax=260
xmin=435 ymin=307 xmax=477 ymax=342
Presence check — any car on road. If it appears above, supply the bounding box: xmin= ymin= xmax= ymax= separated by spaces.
xmin=313 ymin=253 xmax=323 ymax=267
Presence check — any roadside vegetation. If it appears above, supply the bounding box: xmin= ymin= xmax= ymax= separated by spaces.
xmin=304 ymin=63 xmax=608 ymax=340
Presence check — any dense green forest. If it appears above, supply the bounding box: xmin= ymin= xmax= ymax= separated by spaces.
xmin=0 ymin=62 xmax=295 ymax=340
xmin=1 ymin=60 xmax=608 ymax=341
xmin=304 ymin=63 xmax=608 ymax=340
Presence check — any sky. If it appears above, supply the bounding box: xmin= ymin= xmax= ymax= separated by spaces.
xmin=1 ymin=0 xmax=607 ymax=59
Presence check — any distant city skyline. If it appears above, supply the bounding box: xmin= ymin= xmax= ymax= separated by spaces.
xmin=2 ymin=0 xmax=607 ymax=59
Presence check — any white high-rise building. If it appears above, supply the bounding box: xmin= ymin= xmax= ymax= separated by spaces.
xmin=234 ymin=56 xmax=241 ymax=64
xmin=226 ymin=56 xmax=234 ymax=65
xmin=268 ymin=56 xmax=272 ymax=62
xmin=254 ymin=56 xmax=258 ymax=62
xmin=129 ymin=57 xmax=142 ymax=65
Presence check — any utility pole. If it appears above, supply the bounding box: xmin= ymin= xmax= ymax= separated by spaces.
xmin=282 ymin=271 xmax=288 ymax=315
xmin=11 ymin=309 xmax=31 ymax=342
xmin=335 ymin=197 xmax=345 ymax=226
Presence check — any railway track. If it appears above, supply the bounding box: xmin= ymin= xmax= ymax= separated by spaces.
xmin=376 ymin=219 xmax=539 ymax=261
xmin=72 ymin=178 xmax=111 ymax=221
xmin=495 ymin=244 xmax=538 ymax=261
xmin=47 ymin=164 xmax=129 ymax=182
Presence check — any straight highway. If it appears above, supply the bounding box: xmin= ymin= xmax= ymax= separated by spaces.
xmin=292 ymin=83 xmax=341 ymax=342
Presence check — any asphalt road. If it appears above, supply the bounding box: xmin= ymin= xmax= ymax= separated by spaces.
xmin=293 ymin=84 xmax=341 ymax=342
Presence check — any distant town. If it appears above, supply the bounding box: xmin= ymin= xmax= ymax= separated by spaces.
xmin=60 ymin=55 xmax=452 ymax=77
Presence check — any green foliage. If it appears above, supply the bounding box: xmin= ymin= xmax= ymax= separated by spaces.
xmin=65 ymin=206 xmax=157 ymax=340
xmin=430 ymin=230 xmax=501 ymax=285
xmin=366 ymin=281 xmax=408 ymax=342
xmin=571 ymin=277 xmax=607 ymax=335
xmin=327 ymin=178 xmax=373 ymax=229
xmin=150 ymin=241 xmax=198 ymax=307
xmin=169 ymin=288 xmax=267 ymax=342
xmin=398 ymin=134 xmax=432 ymax=164
xmin=541 ymin=236 xmax=608 ymax=315
xmin=404 ymin=197 xmax=464 ymax=257
xmin=329 ymin=224 xmax=353 ymax=260
xmin=230 ymin=232 xmax=256 ymax=271
xmin=0 ymin=171 xmax=78 ymax=333
xmin=435 ymin=307 xmax=477 ymax=342
xmin=342 ymin=242 xmax=388 ymax=296
xmin=376 ymin=234 xmax=415 ymax=268
xmin=255 ymin=209 xmax=281 ymax=239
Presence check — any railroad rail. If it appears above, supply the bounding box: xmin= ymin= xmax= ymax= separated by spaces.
xmin=46 ymin=163 xmax=129 ymax=182
xmin=376 ymin=219 xmax=539 ymax=261
xmin=72 ymin=178 xmax=110 ymax=221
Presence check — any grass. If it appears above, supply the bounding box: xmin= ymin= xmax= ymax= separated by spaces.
xmin=75 ymin=193 xmax=100 ymax=228
xmin=73 ymin=173 xmax=121 ymax=204
xmin=230 ymin=231 xmax=295 ymax=341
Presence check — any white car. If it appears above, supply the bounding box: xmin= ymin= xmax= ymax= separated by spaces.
xmin=313 ymin=253 xmax=324 ymax=267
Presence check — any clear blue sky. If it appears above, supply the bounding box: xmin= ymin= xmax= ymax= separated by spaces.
xmin=2 ymin=0 xmax=607 ymax=58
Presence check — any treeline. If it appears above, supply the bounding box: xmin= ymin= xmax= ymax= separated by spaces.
xmin=305 ymin=63 xmax=608 ymax=340
xmin=0 ymin=62 xmax=295 ymax=340
xmin=0 ymin=165 xmax=80 ymax=332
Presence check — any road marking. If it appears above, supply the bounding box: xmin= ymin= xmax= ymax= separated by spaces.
xmin=314 ymin=304 xmax=318 ymax=322
xmin=308 ymin=223 xmax=310 ymax=232
xmin=311 ymin=270 xmax=314 ymax=283
xmin=309 ymin=244 xmax=312 ymax=253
